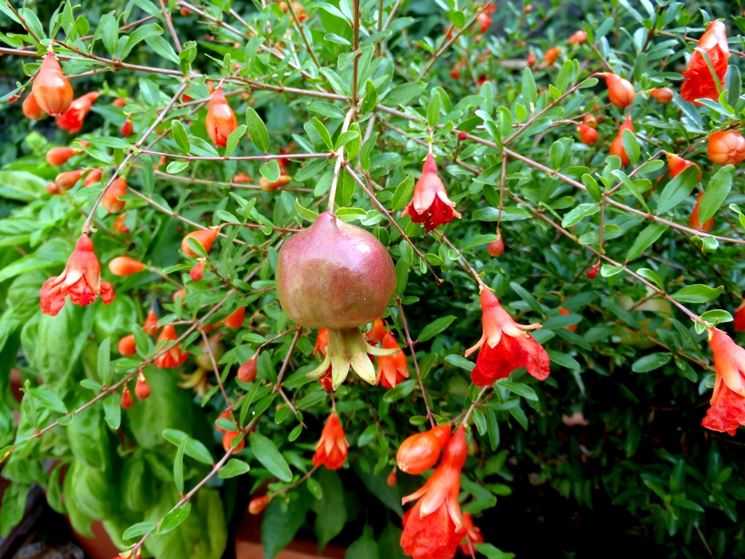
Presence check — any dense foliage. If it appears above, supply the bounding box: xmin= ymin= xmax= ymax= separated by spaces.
xmin=0 ymin=1 xmax=744 ymax=558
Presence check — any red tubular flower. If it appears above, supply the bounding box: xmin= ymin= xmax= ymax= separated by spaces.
xmin=650 ymin=87 xmax=674 ymax=104
xmin=56 ymin=92 xmax=98 ymax=134
xmin=458 ymin=513 xmax=484 ymax=555
xmin=108 ymin=256 xmax=146 ymax=276
xmin=102 ymin=178 xmax=127 ymax=214
xmin=313 ymin=412 xmax=348 ymax=470
xmin=609 ymin=115 xmax=635 ymax=166
xmin=707 ymin=130 xmax=745 ymax=165
xmin=734 ymin=300 xmax=745 ymax=332
xmin=224 ymin=306 xmax=245 ymax=329
xmin=681 ymin=21 xmax=729 ymax=105
xmin=182 ymin=227 xmax=220 ymax=257
xmin=602 ymin=73 xmax=635 ymax=108
xmin=22 ymin=93 xmax=44 ymax=120
xmin=32 ymin=52 xmax=73 ymax=116
xmin=403 ymin=153 xmax=461 ymax=232
xmin=205 ymin=86 xmax=238 ymax=147
xmin=466 ymin=289 xmax=550 ymax=386
xmin=702 ymin=328 xmax=745 ymax=435
xmin=377 ymin=333 xmax=410 ymax=389
xmin=397 ymin=425 xmax=451 ymax=474
xmin=154 ymin=324 xmax=190 ymax=368
xmin=666 ymin=153 xmax=701 ymax=181
xmin=39 ymin=234 xmax=115 ymax=316
xmin=118 ymin=334 xmax=137 ymax=356
xmin=577 ymin=123 xmax=599 ymax=145
xmin=366 ymin=318 xmax=387 ymax=345
xmin=568 ymin=30 xmax=587 ymax=45
xmin=144 ymin=308 xmax=159 ymax=335
xmin=400 ymin=426 xmax=467 ymax=559
xmin=690 ymin=191 xmax=714 ymax=233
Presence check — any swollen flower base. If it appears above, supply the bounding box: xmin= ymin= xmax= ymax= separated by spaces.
xmin=702 ymin=328 xmax=745 ymax=435
xmin=401 ymin=426 xmax=467 ymax=559
xmin=39 ymin=234 xmax=114 ymax=316
xmin=466 ymin=289 xmax=550 ymax=386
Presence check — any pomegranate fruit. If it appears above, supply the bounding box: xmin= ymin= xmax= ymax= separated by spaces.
xmin=277 ymin=212 xmax=397 ymax=389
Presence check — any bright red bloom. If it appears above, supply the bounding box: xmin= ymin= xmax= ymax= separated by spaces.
xmin=681 ymin=21 xmax=729 ymax=105
xmin=154 ymin=324 xmax=190 ymax=368
xmin=735 ymin=301 xmax=745 ymax=332
xmin=40 ymin=234 xmax=114 ymax=316
xmin=403 ymin=153 xmax=461 ymax=232
xmin=313 ymin=412 xmax=348 ymax=470
xmin=568 ymin=30 xmax=587 ymax=45
xmin=458 ymin=513 xmax=484 ymax=555
xmin=205 ymin=86 xmax=238 ymax=147
xmin=56 ymin=92 xmax=98 ymax=134
xmin=690 ymin=191 xmax=714 ymax=233
xmin=609 ymin=115 xmax=634 ymax=166
xmin=666 ymin=153 xmax=701 ymax=181
xmin=108 ymin=256 xmax=146 ymax=276
xmin=466 ymin=289 xmax=550 ymax=386
xmin=377 ymin=333 xmax=410 ymax=389
xmin=397 ymin=425 xmax=451 ymax=474
xmin=707 ymin=130 xmax=745 ymax=165
xmin=602 ymin=73 xmax=635 ymax=108
xmin=702 ymin=329 xmax=745 ymax=435
xmin=102 ymin=178 xmax=127 ymax=214
xmin=33 ymin=52 xmax=73 ymax=116
xmin=400 ymin=426 xmax=467 ymax=559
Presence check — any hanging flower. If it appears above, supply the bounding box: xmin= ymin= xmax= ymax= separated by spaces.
xmin=377 ymin=332 xmax=410 ymax=389
xmin=680 ymin=21 xmax=729 ymax=105
xmin=314 ymin=328 xmax=329 ymax=356
xmin=205 ymin=86 xmax=238 ymax=147
xmin=102 ymin=178 xmax=127 ymax=214
xmin=190 ymin=260 xmax=205 ymax=282
xmin=701 ymin=328 xmax=745 ymax=435
xmin=601 ymin=73 xmax=635 ymax=108
xmin=465 ymin=289 xmax=550 ymax=386
xmin=707 ymin=130 xmax=745 ymax=165
xmin=400 ymin=426 xmax=467 ymax=559
xmin=40 ymin=234 xmax=115 ymax=316
xmin=458 ymin=513 xmax=484 ymax=555
xmin=108 ymin=256 xmax=146 ymax=276
xmin=312 ymin=412 xmax=348 ymax=470
xmin=121 ymin=386 xmax=134 ymax=409
xmin=154 ymin=324 xmax=190 ymax=368
xmin=135 ymin=373 xmax=151 ymax=400
xmin=397 ymin=425 xmax=451 ymax=474
xmin=690 ymin=191 xmax=714 ymax=233
xmin=403 ymin=153 xmax=461 ymax=232
xmin=56 ymin=92 xmax=98 ymax=134
xmin=609 ymin=115 xmax=634 ymax=166
xmin=32 ymin=51 xmax=73 ymax=116
xmin=55 ymin=169 xmax=84 ymax=190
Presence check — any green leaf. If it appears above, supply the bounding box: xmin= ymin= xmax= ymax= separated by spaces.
xmin=626 ymin=223 xmax=668 ymax=261
xmin=562 ymin=203 xmax=600 ymax=228
xmin=245 ymin=108 xmax=269 ymax=152
xmin=305 ymin=118 xmax=334 ymax=150
xmin=218 ymin=458 xmax=251 ymax=479
xmin=145 ymin=35 xmax=180 ymax=64
xmin=158 ymin=503 xmax=192 ymax=535
xmin=224 ymin=124 xmax=247 ymax=157
xmin=261 ymin=489 xmax=314 ymax=559
xmin=313 ymin=470 xmax=347 ymax=550
xmin=382 ymin=379 xmax=417 ymax=402
xmin=671 ymin=284 xmax=723 ymax=304
xmin=632 ymin=353 xmax=672 ymax=373
xmin=445 ymin=354 xmax=475 ymax=372
xmin=622 ymin=129 xmax=640 ymax=164
xmin=345 ymin=524 xmax=379 ymax=559
xmin=499 ymin=380 xmax=538 ymax=401
xmin=427 ymin=91 xmax=441 ymax=127
xmin=417 ymin=315 xmax=456 ymax=342
xmin=636 ymin=268 xmax=664 ymax=290
xmin=521 ymin=67 xmax=537 ymax=106
xmin=162 ymin=429 xmax=214 ymax=465
xmin=656 ymin=166 xmax=699 ymax=214
xmin=29 ymin=386 xmax=67 ymax=414
xmin=96 ymin=337 xmax=110 ymax=383
xmin=699 ymin=165 xmax=734 ymax=224
xmin=249 ymin=432 xmax=292 ymax=482
xmin=122 ymin=521 xmax=154 ymax=540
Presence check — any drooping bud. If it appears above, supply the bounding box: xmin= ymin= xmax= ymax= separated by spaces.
xmin=205 ymin=86 xmax=238 ymax=147
xmin=144 ymin=308 xmax=159 ymax=335
xmin=182 ymin=227 xmax=220 ymax=257
xmin=649 ymin=87 xmax=674 ymax=104
xmin=577 ymin=123 xmax=599 ymax=145
xmin=238 ymin=356 xmax=258 ymax=383
xmin=189 ymin=260 xmax=205 ymax=282
xmin=609 ymin=115 xmax=634 ymax=166
xmin=248 ymin=495 xmax=271 ymax=515
xmin=83 ymin=168 xmax=103 ymax=187
xmin=102 ymin=178 xmax=127 ymax=214
xmin=135 ymin=373 xmax=151 ymax=400
xmin=55 ymin=169 xmax=84 ymax=190
xmin=602 ymin=73 xmax=635 ymax=108
xmin=397 ymin=425 xmax=452 ymax=474
xmin=22 ymin=92 xmax=44 ymax=120
xmin=108 ymin=256 xmax=146 ymax=276
xmin=118 ymin=334 xmax=137 ymax=356
xmin=224 ymin=306 xmax=245 ymax=329
xmin=47 ymin=147 xmax=79 ymax=166
xmin=121 ymin=386 xmax=134 ymax=409
xmin=121 ymin=118 xmax=134 ymax=137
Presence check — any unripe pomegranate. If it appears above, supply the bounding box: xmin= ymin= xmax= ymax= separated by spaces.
xmin=238 ymin=356 xmax=258 ymax=382
xmin=182 ymin=227 xmax=220 ymax=257
xmin=278 ymin=212 xmax=397 ymax=389
xmin=135 ymin=373 xmax=151 ymax=400
xmin=487 ymin=235 xmax=505 ymax=256
xmin=118 ymin=334 xmax=137 ymax=356
xmin=396 ymin=425 xmax=451 ymax=474
xmin=277 ymin=212 xmax=395 ymax=329
xmin=55 ymin=169 xmax=83 ymax=190
xmin=707 ymin=130 xmax=745 ymax=165
xmin=102 ymin=178 xmax=127 ymax=213
xmin=602 ymin=73 xmax=635 ymax=108
xmin=121 ymin=118 xmax=134 ymax=137
xmin=577 ymin=123 xmax=599 ymax=145
xmin=22 ymin=93 xmax=45 ymax=120
xmin=649 ymin=87 xmax=673 ymax=104
xmin=47 ymin=147 xmax=79 ymax=166
xmin=121 ymin=386 xmax=134 ymax=409
xmin=205 ymin=86 xmax=238 ymax=147
xmin=108 ymin=256 xmax=145 ymax=276
xmin=32 ymin=52 xmax=73 ymax=116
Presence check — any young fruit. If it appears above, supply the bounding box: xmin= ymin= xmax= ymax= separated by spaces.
xmin=189 ymin=261 xmax=205 ymax=282
xmin=135 ymin=373 xmax=151 ymax=400
xmin=121 ymin=386 xmax=134 ymax=409
xmin=32 ymin=52 xmax=74 ymax=116
xmin=707 ymin=130 xmax=745 ymax=165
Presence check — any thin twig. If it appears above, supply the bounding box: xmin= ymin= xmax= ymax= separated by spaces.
xmin=397 ymin=297 xmax=435 ymax=428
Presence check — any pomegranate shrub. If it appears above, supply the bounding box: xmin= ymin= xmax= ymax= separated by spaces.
xmin=0 ymin=2 xmax=743 ymax=558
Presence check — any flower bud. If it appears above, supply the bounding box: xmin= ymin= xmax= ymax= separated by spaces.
xmin=22 ymin=92 xmax=45 ymax=120
xmin=583 ymin=113 xmax=598 ymax=128
xmin=83 ymin=168 xmax=103 ymax=187
xmin=109 ymin=256 xmax=146 ymax=276
xmin=238 ymin=356 xmax=258 ymax=383
xmin=121 ymin=119 xmax=134 ymax=137
xmin=487 ymin=235 xmax=505 ymax=256
xmin=248 ymin=496 xmax=271 ymax=515
xmin=205 ymin=86 xmax=238 ymax=147
xmin=649 ymin=87 xmax=673 ymax=104
xmin=182 ymin=227 xmax=220 ymax=257
xmin=55 ymin=169 xmax=83 ymax=190
xmin=144 ymin=308 xmax=159 ymax=335
xmin=259 ymin=175 xmax=291 ymax=191
xmin=102 ymin=178 xmax=127 ymax=214
xmin=587 ymin=261 xmax=600 ymax=279
xmin=113 ymin=97 xmax=126 ymax=108
xmin=396 ymin=425 xmax=451 ymax=474
xmin=544 ymin=47 xmax=560 ymax=66
xmin=120 ymin=386 xmax=134 ymax=409
xmin=602 ymin=73 xmax=635 ymax=108
xmin=118 ymin=334 xmax=137 ymax=356
xmin=135 ymin=373 xmax=151 ymax=400
xmin=577 ymin=123 xmax=599 ymax=146
xmin=224 ymin=306 xmax=245 ymax=329
xmin=568 ymin=30 xmax=587 ymax=45
xmin=707 ymin=130 xmax=745 ymax=165
xmin=32 ymin=52 xmax=74 ymax=116
xmin=190 ymin=261 xmax=205 ymax=282
xmin=47 ymin=147 xmax=79 ymax=166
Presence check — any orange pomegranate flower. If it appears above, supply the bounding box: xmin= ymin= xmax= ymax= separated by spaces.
xmin=400 ymin=426 xmax=467 ymax=559
xmin=32 ymin=51 xmax=73 ymax=116
xmin=397 ymin=425 xmax=451 ymax=475
xmin=458 ymin=512 xmax=484 ymax=555
xmin=403 ymin=153 xmax=461 ymax=232
xmin=734 ymin=300 xmax=745 ymax=332
xmin=56 ymin=92 xmax=98 ymax=134
xmin=312 ymin=412 xmax=348 ymax=470
xmin=314 ymin=328 xmax=329 ymax=356
xmin=40 ymin=234 xmax=115 ymax=316
xmin=205 ymin=86 xmax=238 ymax=147
xmin=466 ymin=289 xmax=550 ymax=386
xmin=154 ymin=324 xmax=190 ymax=368
xmin=702 ymin=328 xmax=745 ymax=435
xmin=681 ymin=21 xmax=729 ymax=105
xmin=377 ymin=333 xmax=410 ymax=389
xmin=609 ymin=115 xmax=635 ymax=166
